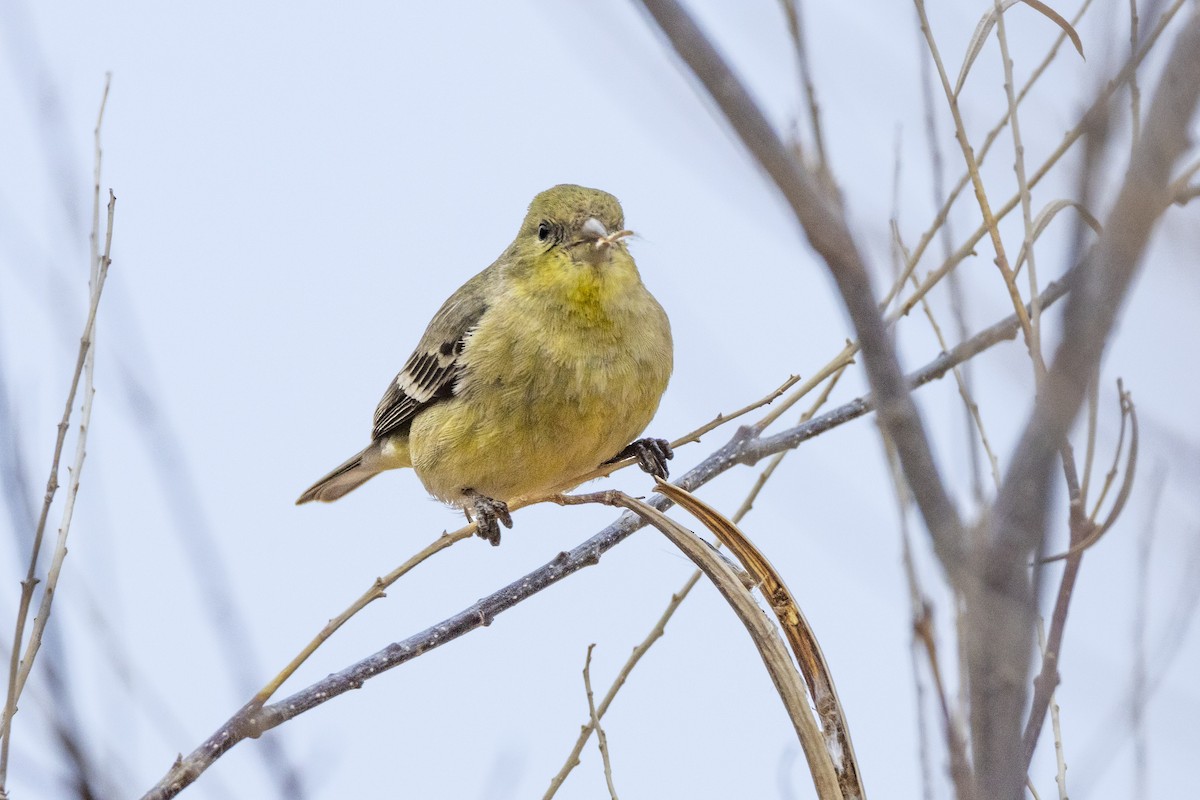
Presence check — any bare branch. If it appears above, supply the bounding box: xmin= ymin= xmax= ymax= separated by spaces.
xmin=137 ymin=274 xmax=1072 ymax=800
xmin=582 ymin=645 xmax=619 ymax=800
xmin=634 ymin=0 xmax=965 ymax=583
xmin=602 ymin=491 xmax=844 ymax=800
xmin=657 ymin=479 xmax=864 ymax=799
xmin=777 ymin=0 xmax=830 ymax=172
xmin=0 ymin=75 xmax=113 ymax=792
xmin=971 ymin=12 xmax=1200 ymax=797
xmin=543 ymin=572 xmax=697 ymax=800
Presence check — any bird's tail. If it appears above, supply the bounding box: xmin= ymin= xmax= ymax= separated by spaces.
xmin=296 ymin=446 xmax=382 ymax=504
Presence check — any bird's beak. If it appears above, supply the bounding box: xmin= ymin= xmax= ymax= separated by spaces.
xmin=582 ymin=217 xmax=634 ymax=252
xmin=582 ymin=217 xmax=609 ymax=240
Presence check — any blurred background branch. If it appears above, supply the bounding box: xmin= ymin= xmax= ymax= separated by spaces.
xmin=3 ymin=2 xmax=1198 ymax=798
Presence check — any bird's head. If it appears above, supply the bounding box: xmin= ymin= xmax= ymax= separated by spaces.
xmin=516 ymin=184 xmax=634 ymax=269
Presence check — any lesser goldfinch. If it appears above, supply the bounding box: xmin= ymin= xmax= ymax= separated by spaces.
xmin=297 ymin=184 xmax=673 ymax=545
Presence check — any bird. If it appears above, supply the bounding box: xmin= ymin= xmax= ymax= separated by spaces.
xmin=296 ymin=184 xmax=673 ymax=545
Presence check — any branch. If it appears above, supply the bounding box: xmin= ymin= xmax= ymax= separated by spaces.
xmin=0 ymin=75 xmax=113 ymax=793
xmin=599 ymin=491 xmax=843 ymax=800
xmin=634 ymin=0 xmax=965 ymax=583
xmin=655 ymin=479 xmax=864 ymax=799
xmin=138 ymin=275 xmax=1071 ymax=800
xmin=582 ymin=645 xmax=619 ymax=800
xmin=253 ymin=373 xmax=800 ymax=712
xmin=888 ymin=0 xmax=1188 ymax=326
xmin=970 ymin=12 xmax=1200 ymax=797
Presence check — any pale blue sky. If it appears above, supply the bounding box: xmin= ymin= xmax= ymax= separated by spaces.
xmin=2 ymin=1 xmax=1198 ymax=798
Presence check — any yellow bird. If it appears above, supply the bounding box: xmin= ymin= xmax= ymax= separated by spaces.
xmin=297 ymin=185 xmax=673 ymax=545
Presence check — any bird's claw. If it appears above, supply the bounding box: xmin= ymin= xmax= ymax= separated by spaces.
xmin=466 ymin=491 xmax=512 ymax=546
xmin=616 ymin=437 xmax=674 ymax=480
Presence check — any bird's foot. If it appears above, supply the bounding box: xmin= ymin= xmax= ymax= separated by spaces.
xmin=465 ymin=490 xmax=512 ymax=546
xmin=611 ymin=437 xmax=674 ymax=480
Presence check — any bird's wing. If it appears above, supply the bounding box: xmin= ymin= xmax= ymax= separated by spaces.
xmin=371 ymin=269 xmax=491 ymax=441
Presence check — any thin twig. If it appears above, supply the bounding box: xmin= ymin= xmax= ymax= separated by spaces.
xmin=251 ymin=524 xmax=476 ymax=706
xmin=778 ymin=0 xmax=830 ymax=172
xmin=12 ymin=191 xmax=116 ymax=708
xmin=1040 ymin=384 xmax=1139 ymax=563
xmin=1036 ymin=621 xmax=1069 ymax=800
xmin=670 ymin=375 xmax=799 ymax=447
xmin=1080 ymin=371 xmax=1099 ymax=505
xmin=893 ymin=222 xmax=1002 ymax=490
xmin=582 ymin=645 xmax=619 ymax=800
xmin=146 ymin=368 xmax=804 ymax=796
xmin=1087 ymin=384 xmax=1131 ymax=522
xmin=887 ymin=447 xmax=936 ymax=800
xmin=1130 ymin=0 xmax=1143 ymax=151
xmin=0 ymin=75 xmax=112 ymax=792
xmin=884 ymin=442 xmax=973 ymax=800
xmin=1073 ymin=520 xmax=1200 ymax=796
xmin=579 ymin=374 xmax=800 ymax=482
xmin=914 ymin=0 xmax=1036 ymax=359
xmin=883 ymin=0 xmax=1097 ymax=317
xmin=753 ymin=345 xmax=854 ymax=433
xmin=543 ymin=571 xmax=697 ymax=800
xmin=994 ymin=0 xmax=1047 ymax=378
xmin=889 ymin=0 xmax=1184 ymax=330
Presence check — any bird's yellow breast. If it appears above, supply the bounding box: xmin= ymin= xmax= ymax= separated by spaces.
xmin=407 ymin=253 xmax=672 ymax=504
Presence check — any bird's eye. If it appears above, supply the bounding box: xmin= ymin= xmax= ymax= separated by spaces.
xmin=537 ymin=222 xmax=552 ymax=242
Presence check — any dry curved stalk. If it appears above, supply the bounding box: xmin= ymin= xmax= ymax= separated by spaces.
xmin=545 ymin=366 xmax=848 ymax=799
xmin=143 ymin=373 xmax=806 ymax=799
xmin=654 ymin=478 xmax=864 ymax=800
xmin=1013 ymin=200 xmax=1104 ymax=277
xmin=595 ymin=491 xmax=845 ymax=800
xmin=955 ymin=0 xmax=1085 ymax=97
xmin=1039 ymin=383 xmax=1138 ymax=563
